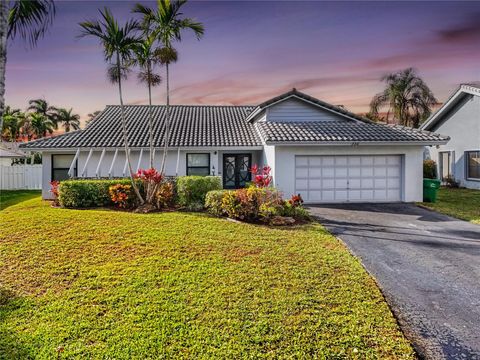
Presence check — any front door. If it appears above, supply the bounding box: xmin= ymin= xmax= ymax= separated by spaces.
xmin=223 ymin=154 xmax=252 ymax=189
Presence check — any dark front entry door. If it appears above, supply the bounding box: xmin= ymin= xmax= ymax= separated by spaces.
xmin=223 ymin=154 xmax=252 ymax=189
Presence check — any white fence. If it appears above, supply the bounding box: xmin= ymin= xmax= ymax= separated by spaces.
xmin=0 ymin=165 xmax=42 ymax=190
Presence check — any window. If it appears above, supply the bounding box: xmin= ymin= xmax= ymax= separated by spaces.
xmin=466 ymin=151 xmax=480 ymax=180
xmin=186 ymin=153 xmax=210 ymax=176
xmin=52 ymin=154 xmax=76 ymax=181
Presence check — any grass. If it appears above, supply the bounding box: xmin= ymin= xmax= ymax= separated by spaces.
xmin=0 ymin=192 xmax=415 ymax=359
xmin=420 ymin=187 xmax=480 ymax=224
xmin=0 ymin=190 xmax=41 ymax=210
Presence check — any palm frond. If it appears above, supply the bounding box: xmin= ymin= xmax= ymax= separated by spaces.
xmin=8 ymin=0 xmax=56 ymax=47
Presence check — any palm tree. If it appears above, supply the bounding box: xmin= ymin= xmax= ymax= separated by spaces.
xmin=28 ymin=112 xmax=54 ymax=138
xmin=28 ymin=98 xmax=58 ymax=128
xmin=370 ymin=68 xmax=437 ymax=128
xmin=0 ymin=0 xmax=56 ymax=132
xmin=129 ymin=14 xmax=162 ymax=168
xmin=86 ymin=110 xmax=101 ymax=127
xmin=133 ymin=0 xmax=204 ymax=173
xmin=79 ymin=8 xmax=145 ymax=204
xmin=54 ymin=107 xmax=80 ymax=132
xmin=2 ymin=106 xmax=25 ymax=141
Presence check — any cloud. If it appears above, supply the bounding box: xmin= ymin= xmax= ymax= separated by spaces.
xmin=437 ymin=13 xmax=480 ymax=43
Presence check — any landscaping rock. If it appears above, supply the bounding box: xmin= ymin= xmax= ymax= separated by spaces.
xmin=134 ymin=203 xmax=157 ymax=213
xmin=270 ymin=216 xmax=296 ymax=226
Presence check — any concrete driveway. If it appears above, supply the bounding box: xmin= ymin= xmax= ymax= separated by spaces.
xmin=308 ymin=203 xmax=480 ymax=360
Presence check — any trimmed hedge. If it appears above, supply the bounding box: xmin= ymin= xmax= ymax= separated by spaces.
xmin=58 ymin=179 xmax=139 ymax=208
xmin=423 ymin=159 xmax=437 ymax=179
xmin=176 ymin=176 xmax=222 ymax=210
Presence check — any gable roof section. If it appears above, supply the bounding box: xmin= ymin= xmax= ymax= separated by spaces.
xmin=257 ymin=121 xmax=449 ymax=145
xmin=421 ymin=83 xmax=480 ymax=131
xmin=21 ymin=105 xmax=262 ymax=149
xmin=246 ymin=88 xmax=371 ymax=123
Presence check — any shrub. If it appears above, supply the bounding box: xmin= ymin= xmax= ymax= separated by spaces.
xmin=423 ymin=160 xmax=437 ymax=179
xmin=109 ymin=184 xmax=133 ymax=209
xmin=58 ymin=179 xmax=139 ymax=208
xmin=156 ymin=181 xmax=175 ymax=209
xmin=205 ymin=190 xmax=230 ymax=216
xmin=135 ymin=168 xmax=163 ymax=204
xmin=176 ymin=176 xmax=222 ymax=210
xmin=443 ymin=175 xmax=460 ymax=188
xmin=221 ymin=186 xmax=283 ymax=221
xmin=50 ymin=181 xmax=60 ymax=206
xmin=250 ymin=164 xmax=272 ymax=188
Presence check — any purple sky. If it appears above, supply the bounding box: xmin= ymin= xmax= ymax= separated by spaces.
xmin=6 ymin=0 xmax=480 ymax=122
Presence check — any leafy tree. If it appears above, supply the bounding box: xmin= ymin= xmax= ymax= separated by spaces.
xmin=370 ymin=68 xmax=437 ymax=128
xmin=79 ymin=8 xmax=145 ymax=204
xmin=54 ymin=107 xmax=81 ymax=132
xmin=2 ymin=105 xmax=25 ymax=141
xmin=1 ymin=0 xmax=56 ymax=132
xmin=133 ymin=0 xmax=204 ymax=173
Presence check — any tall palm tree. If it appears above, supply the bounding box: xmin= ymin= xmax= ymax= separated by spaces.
xmin=79 ymin=8 xmax=144 ymax=204
xmin=370 ymin=68 xmax=437 ymax=128
xmin=2 ymin=105 xmax=25 ymax=141
xmin=1 ymin=0 xmax=56 ymax=132
xmin=133 ymin=0 xmax=204 ymax=173
xmin=28 ymin=98 xmax=58 ymax=128
xmin=54 ymin=107 xmax=81 ymax=132
xmin=28 ymin=112 xmax=54 ymax=138
xmin=129 ymin=16 xmax=162 ymax=168
xmin=86 ymin=110 xmax=101 ymax=127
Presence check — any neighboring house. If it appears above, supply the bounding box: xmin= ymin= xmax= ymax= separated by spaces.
xmin=421 ymin=83 xmax=480 ymax=190
xmin=21 ymin=89 xmax=448 ymax=203
xmin=0 ymin=143 xmax=26 ymax=166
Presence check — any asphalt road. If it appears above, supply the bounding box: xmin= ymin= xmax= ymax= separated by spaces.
xmin=308 ymin=203 xmax=480 ymax=360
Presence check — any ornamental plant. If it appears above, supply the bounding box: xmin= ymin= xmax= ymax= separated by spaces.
xmin=288 ymin=194 xmax=304 ymax=207
xmin=50 ymin=181 xmax=60 ymax=206
xmin=155 ymin=181 xmax=175 ymax=209
xmin=109 ymin=184 xmax=132 ymax=208
xmin=135 ymin=168 xmax=164 ymax=204
xmin=250 ymin=164 xmax=272 ymax=188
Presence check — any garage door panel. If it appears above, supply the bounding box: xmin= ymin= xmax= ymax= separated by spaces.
xmin=295 ymin=155 xmax=403 ymax=203
xmin=296 ymin=156 xmax=308 ymax=166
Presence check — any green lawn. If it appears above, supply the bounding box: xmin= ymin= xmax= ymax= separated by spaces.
xmin=0 ymin=192 xmax=414 ymax=359
xmin=0 ymin=190 xmax=41 ymax=210
xmin=420 ymin=187 xmax=480 ymax=224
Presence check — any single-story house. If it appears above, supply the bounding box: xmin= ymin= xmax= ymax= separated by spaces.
xmin=21 ymin=89 xmax=448 ymax=203
xmin=0 ymin=143 xmax=27 ymax=166
xmin=421 ymin=83 xmax=480 ymax=189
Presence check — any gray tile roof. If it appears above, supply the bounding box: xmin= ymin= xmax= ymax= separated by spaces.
xmin=257 ymin=121 xmax=449 ymax=144
xmin=21 ymin=105 xmax=261 ymax=149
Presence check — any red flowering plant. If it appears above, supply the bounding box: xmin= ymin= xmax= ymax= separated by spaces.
xmin=49 ymin=181 xmax=60 ymax=205
xmin=135 ymin=168 xmax=164 ymax=204
xmin=288 ymin=194 xmax=304 ymax=208
xmin=109 ymin=184 xmax=132 ymax=208
xmin=250 ymin=164 xmax=272 ymax=188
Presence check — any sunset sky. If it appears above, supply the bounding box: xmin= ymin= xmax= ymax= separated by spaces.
xmin=6 ymin=0 xmax=480 ymax=121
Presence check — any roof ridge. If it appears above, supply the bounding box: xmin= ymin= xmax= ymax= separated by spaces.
xmin=106 ymin=104 xmax=256 ymax=108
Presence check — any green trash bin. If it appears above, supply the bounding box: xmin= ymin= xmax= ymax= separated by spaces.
xmin=423 ymin=179 xmax=441 ymax=203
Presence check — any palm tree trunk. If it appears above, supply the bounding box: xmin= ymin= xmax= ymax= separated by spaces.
xmin=116 ymin=53 xmax=144 ymax=205
xmin=0 ymin=0 xmax=8 ymax=132
xmin=147 ymin=61 xmax=154 ymax=169
xmin=160 ymin=62 xmax=169 ymax=174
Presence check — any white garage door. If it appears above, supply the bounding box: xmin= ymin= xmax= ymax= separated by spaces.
xmin=295 ymin=155 xmax=403 ymax=203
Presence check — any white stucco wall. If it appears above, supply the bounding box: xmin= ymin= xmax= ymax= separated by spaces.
xmin=425 ymin=94 xmax=480 ymax=189
xmin=41 ymin=148 xmax=262 ymax=199
xmin=271 ymin=145 xmax=425 ymax=202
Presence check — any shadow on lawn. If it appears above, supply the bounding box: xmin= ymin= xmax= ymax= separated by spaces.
xmin=0 ymin=288 xmax=32 ymax=359
xmin=0 ymin=191 xmax=41 ymax=211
